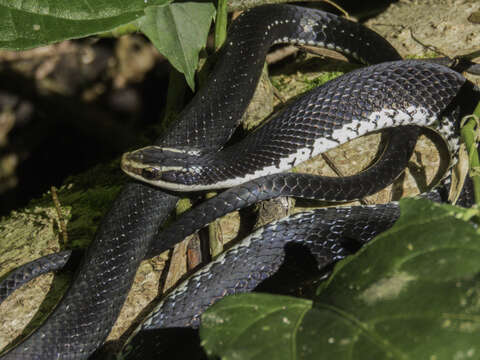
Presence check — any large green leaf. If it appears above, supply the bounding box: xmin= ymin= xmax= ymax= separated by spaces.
xmin=0 ymin=0 xmax=169 ymax=50
xmin=137 ymin=3 xmax=216 ymax=90
xmin=201 ymin=293 xmax=312 ymax=359
xmin=201 ymin=198 xmax=480 ymax=359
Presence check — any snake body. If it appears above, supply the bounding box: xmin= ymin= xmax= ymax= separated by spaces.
xmin=1 ymin=4 xmax=479 ymax=359
xmin=121 ymin=59 xmax=465 ymax=191
xmin=122 ymin=203 xmax=402 ymax=359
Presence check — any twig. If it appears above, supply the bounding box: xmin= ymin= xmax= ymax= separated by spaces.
xmin=266 ymin=45 xmax=299 ymax=65
xmin=460 ymin=101 xmax=480 ymax=205
xmin=408 ymin=29 xmax=449 ymax=57
xmin=215 ymin=0 xmax=228 ymax=50
xmin=161 ymin=68 xmax=186 ymax=131
xmin=320 ymin=0 xmax=351 ymax=19
xmin=272 ymin=86 xmax=286 ymax=104
xmin=206 ymin=191 xmax=223 ymax=257
xmin=51 ymin=186 xmax=68 ymax=246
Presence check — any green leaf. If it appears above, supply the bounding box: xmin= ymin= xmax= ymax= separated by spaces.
xmin=201 ymin=293 xmax=312 ymax=359
xmin=201 ymin=198 xmax=480 ymax=359
xmin=0 ymin=0 xmax=170 ymax=50
xmin=137 ymin=2 xmax=216 ymax=90
xmin=307 ymin=198 xmax=480 ymax=359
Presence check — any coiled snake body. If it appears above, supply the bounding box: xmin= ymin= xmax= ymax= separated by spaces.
xmin=1 ymin=4 xmax=479 ymax=359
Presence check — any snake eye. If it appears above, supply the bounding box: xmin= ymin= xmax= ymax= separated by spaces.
xmin=141 ymin=167 xmax=160 ymax=180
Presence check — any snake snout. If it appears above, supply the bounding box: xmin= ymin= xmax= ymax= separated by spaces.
xmin=120 ymin=151 xmax=143 ymax=177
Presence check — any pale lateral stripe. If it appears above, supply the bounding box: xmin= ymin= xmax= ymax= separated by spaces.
xmin=129 ymin=105 xmax=458 ymax=191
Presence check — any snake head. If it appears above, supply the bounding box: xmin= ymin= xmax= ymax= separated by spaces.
xmin=121 ymin=146 xmax=205 ymax=191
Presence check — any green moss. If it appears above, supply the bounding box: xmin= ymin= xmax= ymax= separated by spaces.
xmin=3 ymin=157 xmax=126 ymax=252
xmin=300 ymin=71 xmax=345 ymax=91
xmin=405 ymin=52 xmax=439 ymax=59
xmin=56 ymin=184 xmax=123 ymax=248
xmin=270 ymin=56 xmax=356 ymax=103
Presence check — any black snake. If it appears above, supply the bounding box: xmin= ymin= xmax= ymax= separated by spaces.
xmin=1 ymin=4 xmax=479 ymax=359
